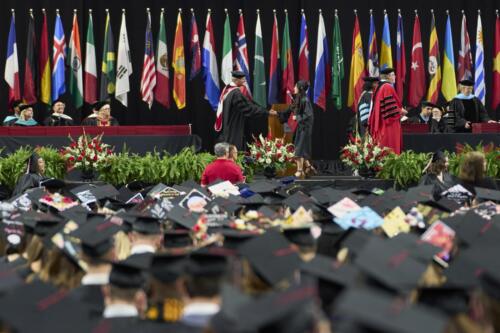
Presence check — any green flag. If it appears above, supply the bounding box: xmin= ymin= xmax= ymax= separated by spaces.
xmin=281 ymin=11 xmax=294 ymax=102
xmin=100 ymin=11 xmax=116 ymax=100
xmin=253 ymin=11 xmax=266 ymax=107
xmin=68 ymin=12 xmax=83 ymax=108
xmin=331 ymin=12 xmax=344 ymax=110
xmin=221 ymin=12 xmax=233 ymax=85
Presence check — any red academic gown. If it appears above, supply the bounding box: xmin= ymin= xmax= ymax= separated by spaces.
xmin=368 ymin=81 xmax=403 ymax=154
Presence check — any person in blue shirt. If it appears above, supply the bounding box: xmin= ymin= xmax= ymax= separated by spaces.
xmin=3 ymin=100 xmax=22 ymax=126
xmin=14 ymin=104 xmax=38 ymax=126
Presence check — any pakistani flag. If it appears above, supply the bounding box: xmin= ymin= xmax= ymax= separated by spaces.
xmin=331 ymin=12 xmax=344 ymax=110
xmin=69 ymin=11 xmax=83 ymax=108
xmin=221 ymin=12 xmax=232 ymax=85
xmin=253 ymin=11 xmax=266 ymax=107
xmin=100 ymin=11 xmax=116 ymax=100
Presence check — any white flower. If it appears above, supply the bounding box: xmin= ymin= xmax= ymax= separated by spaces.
xmin=266 ymin=158 xmax=271 ymax=164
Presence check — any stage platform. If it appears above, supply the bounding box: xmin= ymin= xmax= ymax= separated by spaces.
xmin=254 ymin=175 xmax=396 ymax=191
xmin=0 ymin=125 xmax=202 ymax=155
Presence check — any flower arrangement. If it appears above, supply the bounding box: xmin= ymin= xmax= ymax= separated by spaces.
xmin=60 ymin=133 xmax=114 ymax=172
xmin=247 ymin=134 xmax=295 ymax=172
xmin=340 ymin=134 xmax=393 ymax=173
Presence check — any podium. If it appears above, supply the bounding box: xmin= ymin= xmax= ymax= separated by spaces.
xmin=267 ymin=104 xmax=296 ymax=176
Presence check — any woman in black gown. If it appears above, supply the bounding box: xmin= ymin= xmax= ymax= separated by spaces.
xmin=12 ymin=153 xmax=46 ymax=196
xmin=419 ymin=150 xmax=456 ymax=198
xmin=277 ymin=80 xmax=314 ymax=178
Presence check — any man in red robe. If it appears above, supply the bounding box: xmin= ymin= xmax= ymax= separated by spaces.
xmin=368 ymin=68 xmax=407 ymax=154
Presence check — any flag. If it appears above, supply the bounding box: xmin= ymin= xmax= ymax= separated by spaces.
xmin=253 ymin=10 xmax=266 ymax=107
xmin=39 ymin=10 xmax=51 ymax=105
xmin=407 ymin=12 xmax=426 ymax=107
xmin=100 ymin=11 xmax=115 ymax=100
xmin=441 ymin=13 xmax=457 ymax=102
xmin=189 ymin=10 xmax=201 ymax=80
xmin=268 ymin=11 xmax=281 ymax=105
xmin=202 ymin=10 xmax=220 ymax=111
xmin=116 ymin=10 xmax=133 ymax=107
xmin=23 ymin=10 xmax=37 ymax=104
xmin=221 ymin=12 xmax=233 ymax=85
xmin=52 ymin=12 xmax=66 ymax=102
xmin=281 ymin=11 xmax=294 ymax=103
xmin=331 ymin=11 xmax=344 ymax=110
xmin=347 ymin=13 xmax=365 ymax=112
xmin=395 ymin=11 xmax=406 ymax=100
xmin=298 ymin=11 xmax=310 ymax=84
xmin=474 ymin=13 xmax=485 ymax=105
xmin=140 ymin=11 xmax=156 ymax=108
xmin=4 ymin=11 xmax=20 ymax=105
xmin=426 ymin=11 xmax=441 ymax=104
xmin=235 ymin=11 xmax=252 ymax=96
xmin=313 ymin=11 xmax=330 ymax=111
xmin=172 ymin=11 xmax=186 ymax=109
xmin=68 ymin=11 xmax=83 ymax=108
xmin=367 ymin=11 xmax=379 ymax=77
xmin=380 ymin=11 xmax=393 ymax=70
xmin=155 ymin=10 xmax=170 ymax=108
xmin=492 ymin=12 xmax=500 ymax=110
xmin=458 ymin=12 xmax=473 ymax=81
xmin=84 ymin=10 xmax=97 ymax=104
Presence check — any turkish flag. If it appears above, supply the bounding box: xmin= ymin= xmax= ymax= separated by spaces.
xmin=407 ymin=14 xmax=426 ymax=107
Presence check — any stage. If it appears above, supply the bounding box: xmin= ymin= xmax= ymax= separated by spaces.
xmin=403 ymin=133 xmax=500 ymax=153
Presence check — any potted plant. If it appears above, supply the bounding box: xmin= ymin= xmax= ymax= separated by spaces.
xmin=340 ymin=134 xmax=392 ymax=178
xmin=60 ymin=133 xmax=114 ymax=180
xmin=247 ymin=135 xmax=295 ymax=178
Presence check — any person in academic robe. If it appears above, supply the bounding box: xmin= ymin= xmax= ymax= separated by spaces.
xmin=216 ymin=71 xmax=277 ymax=151
xmin=3 ymin=99 xmax=22 ymax=126
xmin=276 ymin=80 xmax=315 ymax=178
xmin=13 ymin=104 xmax=38 ymax=127
xmin=448 ymin=79 xmax=496 ymax=132
xmin=419 ymin=150 xmax=456 ymax=198
xmin=428 ymin=106 xmax=451 ymax=133
xmin=89 ymin=101 xmax=119 ymax=127
xmin=43 ymin=99 xmax=73 ymax=126
xmin=356 ymin=77 xmax=379 ymax=137
xmin=409 ymin=101 xmax=434 ymax=124
xmin=12 ymin=152 xmax=46 ymax=196
xmin=368 ymin=68 xmax=407 ymax=154
xmin=82 ymin=102 xmax=100 ymax=126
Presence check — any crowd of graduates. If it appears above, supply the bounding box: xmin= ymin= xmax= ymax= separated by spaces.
xmin=0 ymin=143 xmax=498 ymax=332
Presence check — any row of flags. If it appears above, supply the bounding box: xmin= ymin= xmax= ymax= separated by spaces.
xmin=4 ymin=8 xmax=500 ymax=115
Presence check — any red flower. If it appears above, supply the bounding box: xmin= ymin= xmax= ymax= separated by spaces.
xmin=276 ymin=142 xmax=283 ymax=149
xmin=70 ymin=142 xmax=77 ymax=148
xmin=93 ymin=155 xmax=98 ymax=162
xmin=277 ymin=152 xmax=282 ymax=159
xmin=256 ymin=152 xmax=261 ymax=159
xmin=107 ymin=149 xmax=112 ymax=155
xmin=97 ymin=147 xmax=102 ymax=153
xmin=69 ymin=156 xmax=75 ymax=162
xmin=286 ymin=145 xmax=294 ymax=153
xmin=77 ymin=156 xmax=83 ymax=161
xmin=193 ymin=224 xmax=200 ymax=232
xmin=88 ymin=143 xmax=93 ymax=149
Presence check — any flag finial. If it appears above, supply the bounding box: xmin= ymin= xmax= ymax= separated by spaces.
xmin=256 ymin=9 xmax=260 ymax=14
xmin=225 ymin=8 xmax=228 ymax=14
xmin=354 ymin=9 xmax=358 ymax=15
xmin=414 ymin=9 xmax=418 ymax=15
xmin=319 ymin=9 xmax=322 ymax=13
xmin=208 ymin=8 xmax=211 ymax=13
xmin=335 ymin=9 xmax=338 ymax=16
xmin=11 ymin=8 xmax=14 ymax=14
xmin=301 ymin=9 xmax=304 ymax=14
xmin=29 ymin=8 xmax=33 ymax=14
xmin=477 ymin=9 xmax=481 ymax=14
xmin=178 ymin=8 xmax=182 ymax=13
xmin=284 ymin=9 xmax=288 ymax=14
xmin=105 ymin=8 xmax=109 ymax=13
xmin=88 ymin=9 xmax=92 ymax=13
xmin=74 ymin=9 xmax=77 ymax=14
xmin=146 ymin=7 xmax=150 ymax=13
xmin=370 ymin=9 xmax=373 ymax=15
xmin=122 ymin=8 xmax=125 ymax=13
xmin=190 ymin=8 xmax=194 ymax=13
xmin=431 ymin=9 xmax=434 ymax=14
xmin=42 ymin=8 xmax=46 ymax=13
xmin=446 ymin=9 xmax=449 ymax=15
xmin=273 ymin=9 xmax=276 ymax=14
xmin=239 ymin=8 xmax=242 ymax=14
xmin=384 ymin=9 xmax=387 ymax=15
xmin=398 ymin=8 xmax=401 ymax=14
xmin=56 ymin=8 xmax=60 ymax=14
xmin=461 ymin=10 xmax=465 ymax=14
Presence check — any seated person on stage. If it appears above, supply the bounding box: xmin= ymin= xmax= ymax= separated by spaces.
xmin=458 ymin=151 xmax=498 ymax=194
xmin=201 ymin=142 xmax=244 ymax=186
xmin=429 ymin=105 xmax=450 ymax=133
xmin=43 ymin=98 xmax=73 ymax=126
xmin=356 ymin=77 xmax=379 ymax=137
xmin=3 ymin=99 xmax=22 ymax=126
xmin=409 ymin=101 xmax=433 ymax=124
xmin=12 ymin=152 xmax=46 ymax=196
xmin=81 ymin=102 xmax=100 ymax=126
xmin=14 ymin=104 xmax=38 ymax=126
xmin=84 ymin=101 xmax=119 ymax=127
xmin=419 ymin=150 xmax=456 ymax=197
xmin=448 ymin=79 xmax=496 ymax=132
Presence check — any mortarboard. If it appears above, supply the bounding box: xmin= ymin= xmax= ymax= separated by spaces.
xmin=39 ymin=178 xmax=66 ymax=192
xmin=18 ymin=103 xmax=35 ymax=112
xmin=91 ymin=184 xmax=120 ymax=201
xmin=459 ymin=79 xmax=474 ymax=86
xmin=185 ymin=247 xmax=230 ymax=276
xmin=219 ymin=229 xmax=260 ymax=250
xmin=474 ymin=187 xmax=500 ymax=203
xmin=76 ymin=218 xmax=122 ymax=258
xmin=178 ymin=188 xmax=210 ymax=212
xmin=451 ymin=210 xmax=500 ymax=247
xmin=109 ymin=261 xmax=146 ymax=289
xmin=283 ymin=192 xmax=319 ymax=211
xmin=247 ymin=179 xmax=281 ymax=194
xmin=308 ymin=187 xmax=355 ymax=206
xmin=163 ymin=228 xmax=193 ymax=249
xmin=239 ymin=230 xmax=301 ymax=286
xmin=283 ymin=225 xmax=316 ymax=247
xmin=421 ymin=101 xmax=438 ymax=109
xmin=380 ymin=67 xmax=395 ymax=75
xmin=92 ymin=100 xmax=110 ymax=111
xmin=300 ymin=254 xmax=360 ymax=288
xmin=417 ymin=286 xmax=470 ymax=316
xmin=150 ymin=253 xmax=188 ymax=283
xmin=167 ymin=206 xmax=200 ymax=230
xmin=131 ymin=214 xmax=162 ymax=235
xmin=363 ymin=76 xmax=380 ymax=82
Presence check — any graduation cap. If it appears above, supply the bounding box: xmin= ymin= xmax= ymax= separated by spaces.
xmin=18 ymin=103 xmax=35 ymax=112
xmin=363 ymin=76 xmax=380 ymax=82
xmin=340 ymin=228 xmax=375 ymax=258
xmin=51 ymin=97 xmax=65 ymax=107
xmin=380 ymin=67 xmax=395 ymax=75
xmin=17 ymin=211 xmax=63 ymax=237
xmin=301 ymin=254 xmax=360 ymax=288
xmin=77 ymin=219 xmax=122 ymax=258
xmin=131 ymin=214 xmax=162 ymax=235
xmin=231 ymin=70 xmax=246 ymax=78
xmin=356 ymin=195 xmax=394 ymax=216
xmin=39 ymin=178 xmax=66 ymax=192
xmin=150 ymin=253 xmax=188 ymax=283
xmin=239 ymin=230 xmax=302 ymax=286
xmin=334 ymin=287 xmax=448 ymax=333
xmin=185 ymin=247 xmax=229 ymax=276
xmin=167 ymin=206 xmax=200 ymax=230
xmin=474 ymin=187 xmax=500 ymax=203
xmin=309 ymin=187 xmax=356 ymax=206
xmin=109 ymin=261 xmax=146 ymax=289
xmin=0 ymin=261 xmax=23 ymax=294
xmin=420 ymin=197 xmax=461 ymax=213
xmin=92 ymin=100 xmax=110 ymax=111
xmin=117 ymin=186 xmax=144 ymax=204
xmin=91 ymin=184 xmax=120 ymax=201
xmin=417 ymin=286 xmax=470 ymax=316
xmin=480 ymin=270 xmax=500 ymax=301
xmin=220 ymin=229 xmax=260 ymax=250
xmin=389 ymin=233 xmax=441 ymax=264
xmin=163 ymin=228 xmax=193 ymax=249
xmin=247 ymin=179 xmax=281 ymax=194
xmin=283 ymin=192 xmax=318 ymax=211
xmin=207 ymin=196 xmax=242 ymax=215
xmin=459 ymin=79 xmax=474 ymax=86
xmin=421 ymin=101 xmax=438 ymax=109
xmin=283 ymin=225 xmax=315 ymax=247
xmin=452 ymin=211 xmax=500 ymax=247
xmin=355 ymin=237 xmax=428 ymax=293
xmin=178 ymin=188 xmax=210 ymax=212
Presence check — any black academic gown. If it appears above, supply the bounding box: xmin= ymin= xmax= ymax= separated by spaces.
xmin=408 ymin=114 xmax=430 ymax=124
xmin=419 ymin=173 xmax=457 ymax=199
xmin=69 ymin=285 xmax=105 ymax=318
xmin=43 ymin=114 xmax=74 ymax=126
xmin=81 ymin=115 xmax=98 ymax=126
xmin=428 ymin=118 xmax=451 ymax=133
xmin=218 ymin=88 xmax=269 ymax=151
xmin=84 ymin=117 xmax=120 ymax=127
xmin=12 ymin=173 xmax=43 ymax=197
xmin=449 ymin=96 xmax=490 ymax=132
xmin=278 ymin=98 xmax=314 ymax=159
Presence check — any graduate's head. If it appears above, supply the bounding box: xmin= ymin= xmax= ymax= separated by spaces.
xmin=51 ymin=99 xmax=65 ymax=114
xmin=420 ymin=101 xmax=434 ymax=117
xmin=458 ymin=80 xmax=474 ymax=96
xmin=380 ymin=67 xmax=396 ymax=83
xmin=26 ymin=152 xmax=45 ymax=175
xmin=459 ymin=151 xmax=486 ymax=182
xmin=431 ymin=106 xmax=443 ymax=120
xmin=19 ymin=104 xmax=34 ymax=121
xmin=11 ymin=99 xmax=22 ymax=116
xmin=98 ymin=103 xmax=111 ymax=120
xmin=294 ymin=80 xmax=310 ymax=95
xmin=231 ymin=70 xmax=246 ymax=87
xmin=362 ymin=77 xmax=379 ymax=91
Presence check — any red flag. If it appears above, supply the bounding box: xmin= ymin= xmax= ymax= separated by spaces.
xmin=407 ymin=13 xmax=425 ymax=107
xmin=23 ymin=11 xmax=37 ymax=104
xmin=458 ymin=13 xmax=473 ymax=81
xmin=268 ymin=11 xmax=280 ymax=105
xmin=492 ymin=12 xmax=500 ymax=110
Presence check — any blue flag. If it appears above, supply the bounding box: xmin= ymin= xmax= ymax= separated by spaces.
xmin=52 ymin=13 xmax=66 ymax=101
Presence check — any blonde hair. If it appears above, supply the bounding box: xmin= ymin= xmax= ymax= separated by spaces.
xmin=459 ymin=152 xmax=486 ymax=182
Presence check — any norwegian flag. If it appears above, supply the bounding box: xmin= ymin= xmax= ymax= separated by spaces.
xmin=234 ymin=11 xmax=252 ymax=96
xmin=140 ymin=11 xmax=156 ymax=108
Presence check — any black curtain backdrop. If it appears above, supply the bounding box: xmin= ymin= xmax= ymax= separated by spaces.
xmin=0 ymin=0 xmax=498 ymax=159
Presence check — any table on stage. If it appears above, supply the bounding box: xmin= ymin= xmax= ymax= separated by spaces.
xmin=402 ymin=123 xmax=500 ymax=153
xmin=0 ymin=126 xmax=202 ymax=155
